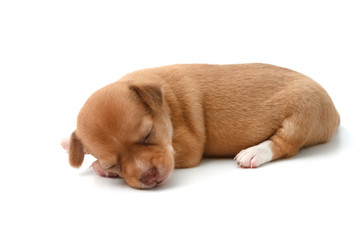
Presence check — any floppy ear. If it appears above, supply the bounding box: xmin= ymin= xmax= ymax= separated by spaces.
xmin=129 ymin=84 xmax=163 ymax=111
xmin=69 ymin=132 xmax=85 ymax=168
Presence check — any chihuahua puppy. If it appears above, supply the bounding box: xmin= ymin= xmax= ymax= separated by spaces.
xmin=62 ymin=64 xmax=340 ymax=189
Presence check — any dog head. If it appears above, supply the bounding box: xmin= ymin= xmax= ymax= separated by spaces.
xmin=67 ymin=80 xmax=174 ymax=189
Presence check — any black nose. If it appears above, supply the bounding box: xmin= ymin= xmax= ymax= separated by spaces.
xmin=140 ymin=167 xmax=160 ymax=185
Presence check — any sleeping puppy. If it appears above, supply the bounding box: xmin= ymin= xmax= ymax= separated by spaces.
xmin=62 ymin=64 xmax=340 ymax=189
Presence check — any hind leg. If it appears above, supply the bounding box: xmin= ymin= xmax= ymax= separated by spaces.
xmin=235 ymin=140 xmax=274 ymax=168
xmin=235 ymin=116 xmax=309 ymax=168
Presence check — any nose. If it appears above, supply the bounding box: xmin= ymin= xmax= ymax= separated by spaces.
xmin=140 ymin=167 xmax=161 ymax=186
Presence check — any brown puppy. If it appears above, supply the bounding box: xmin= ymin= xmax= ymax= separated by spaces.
xmin=62 ymin=64 xmax=340 ymax=189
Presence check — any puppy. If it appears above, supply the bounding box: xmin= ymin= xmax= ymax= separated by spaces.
xmin=62 ymin=64 xmax=340 ymax=189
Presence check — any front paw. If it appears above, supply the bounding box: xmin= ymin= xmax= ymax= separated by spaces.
xmin=90 ymin=160 xmax=120 ymax=178
xmin=60 ymin=136 xmax=70 ymax=152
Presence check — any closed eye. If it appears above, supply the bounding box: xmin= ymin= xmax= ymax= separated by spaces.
xmin=142 ymin=126 xmax=154 ymax=145
xmin=144 ymin=131 xmax=151 ymax=142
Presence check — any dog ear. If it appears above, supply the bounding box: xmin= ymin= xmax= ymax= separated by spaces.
xmin=69 ymin=132 xmax=85 ymax=168
xmin=129 ymin=84 xmax=163 ymax=111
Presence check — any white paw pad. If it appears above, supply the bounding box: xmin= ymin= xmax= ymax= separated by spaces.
xmin=235 ymin=140 xmax=273 ymax=168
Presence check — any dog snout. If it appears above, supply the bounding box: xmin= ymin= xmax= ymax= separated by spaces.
xmin=140 ymin=167 xmax=161 ymax=186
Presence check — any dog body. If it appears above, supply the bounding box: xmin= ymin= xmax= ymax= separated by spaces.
xmin=64 ymin=64 xmax=340 ymax=189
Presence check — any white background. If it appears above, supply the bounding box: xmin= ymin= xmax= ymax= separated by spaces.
xmin=1 ymin=0 xmax=359 ymax=239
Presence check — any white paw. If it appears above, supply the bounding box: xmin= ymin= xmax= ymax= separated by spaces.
xmin=61 ymin=136 xmax=70 ymax=153
xmin=235 ymin=140 xmax=273 ymax=168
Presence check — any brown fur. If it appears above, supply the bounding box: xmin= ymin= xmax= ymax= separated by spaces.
xmin=67 ymin=63 xmax=340 ymax=189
